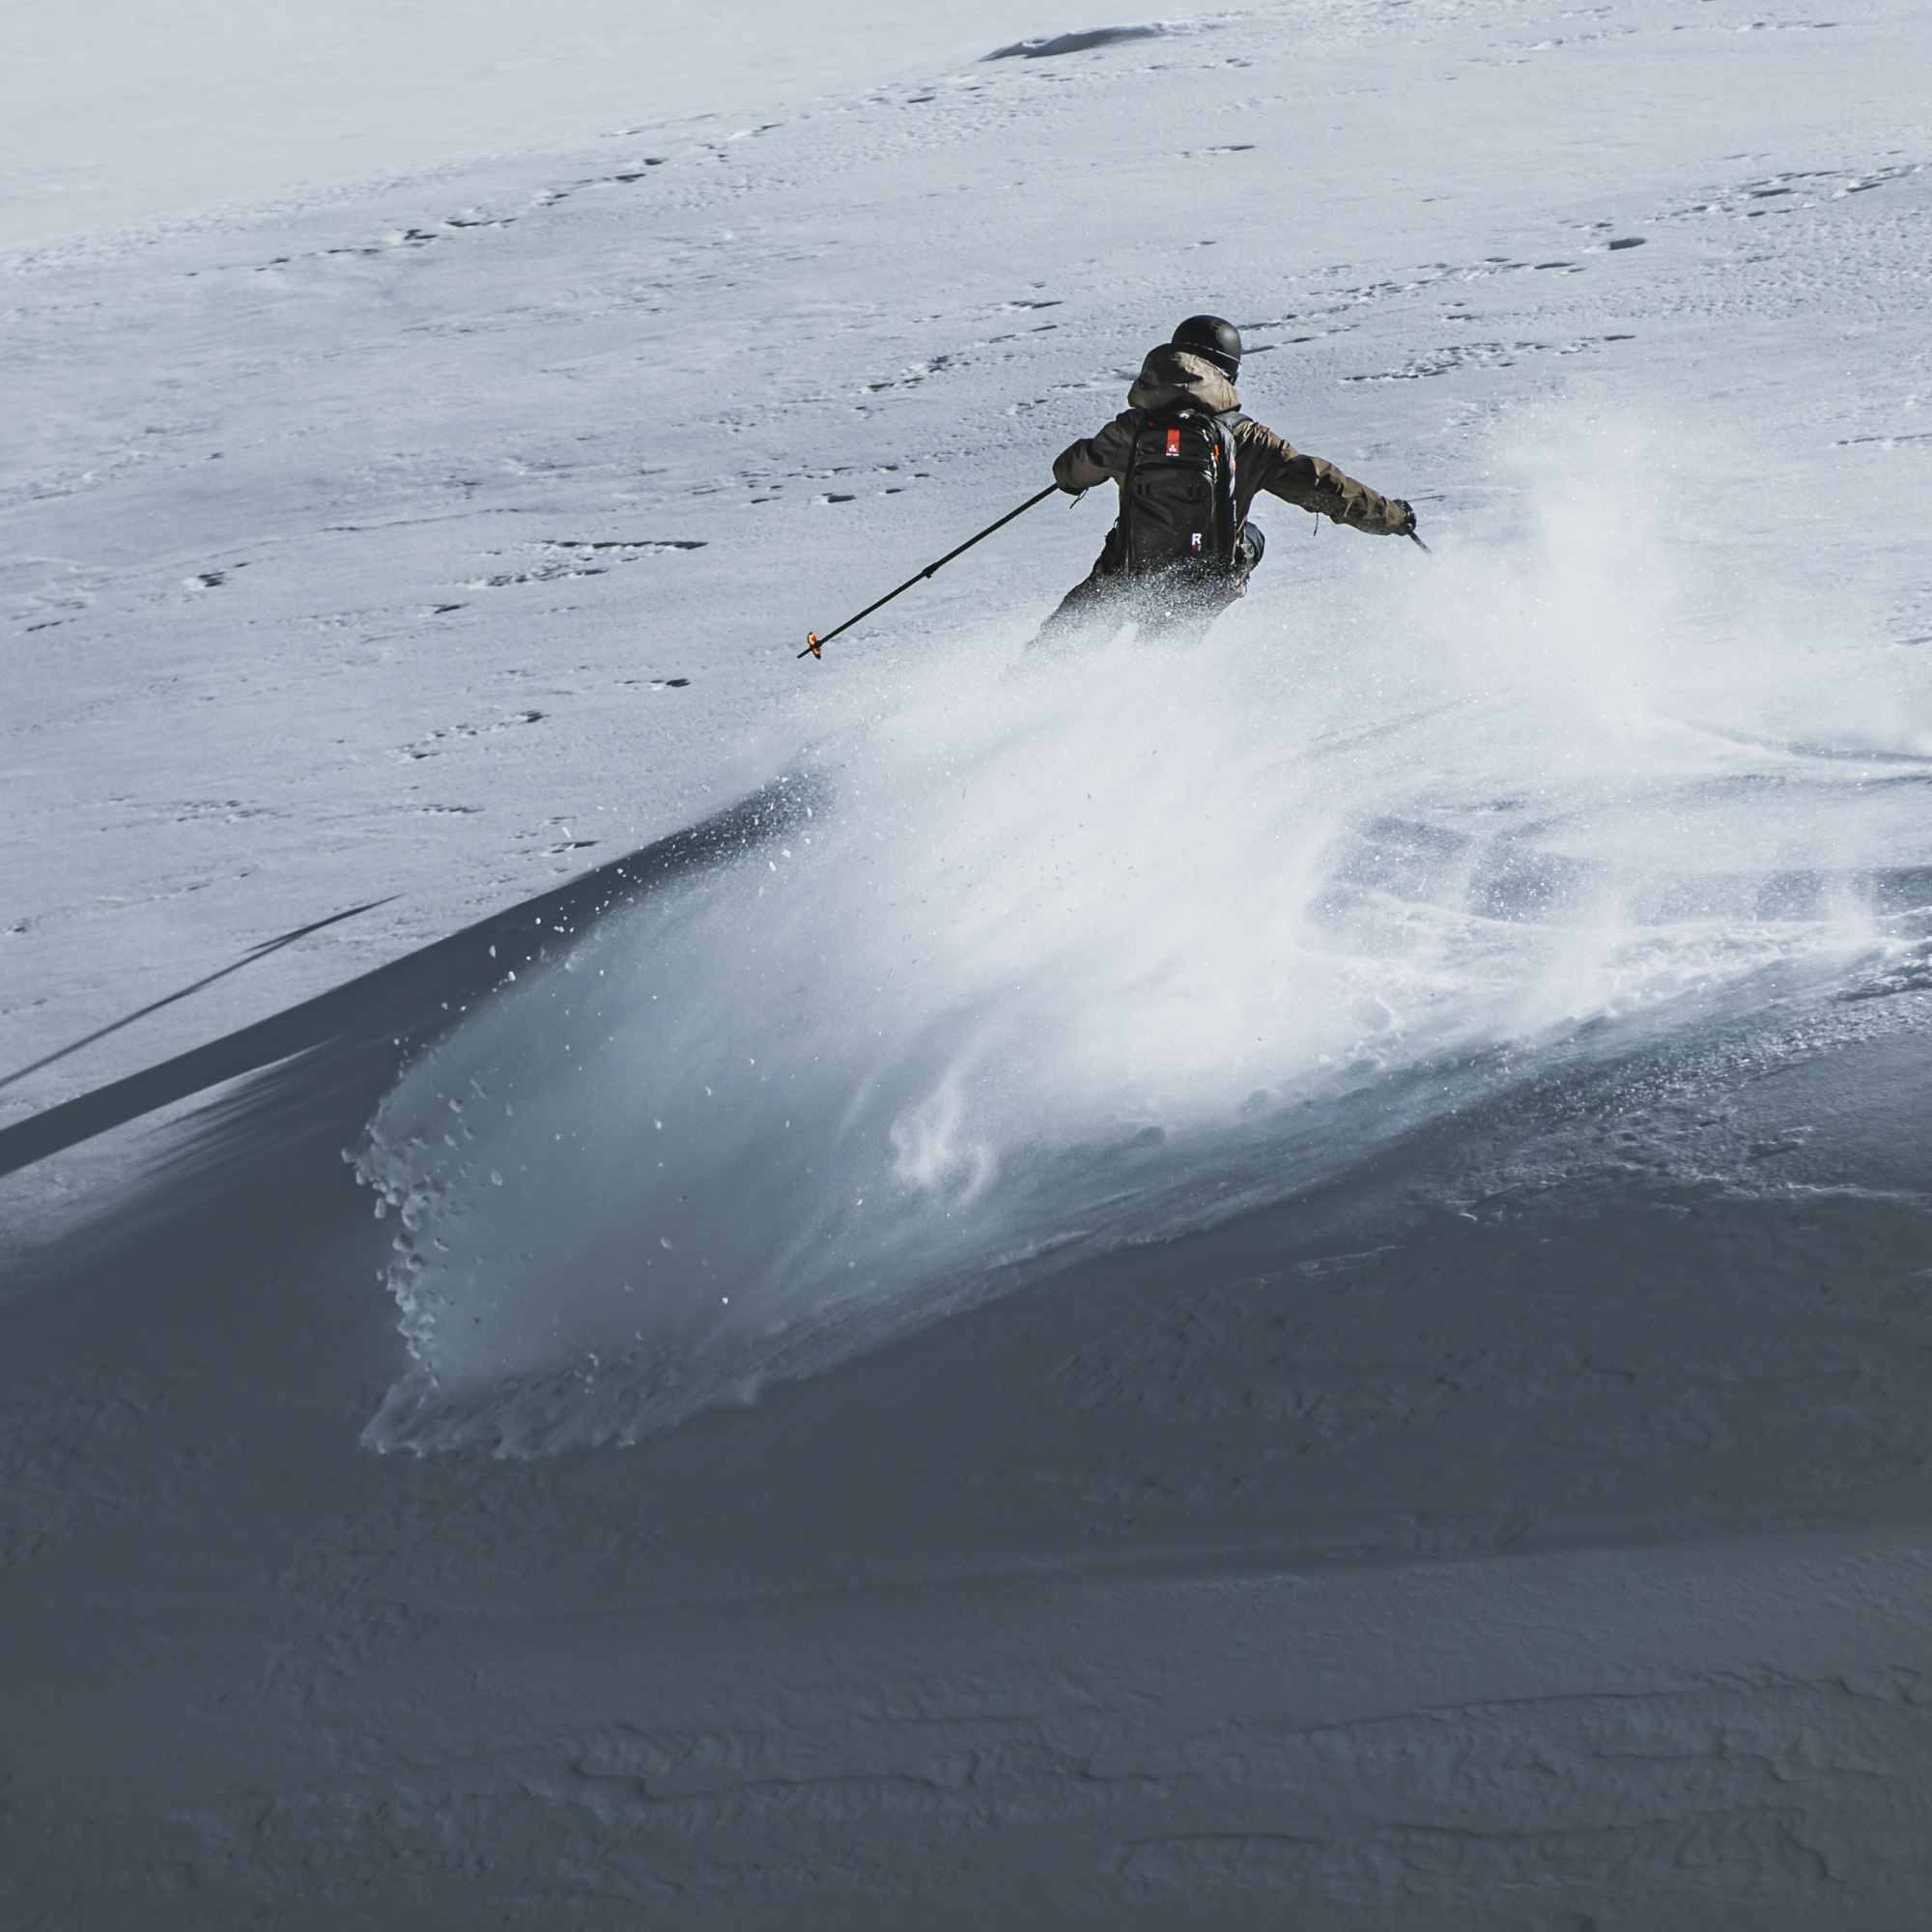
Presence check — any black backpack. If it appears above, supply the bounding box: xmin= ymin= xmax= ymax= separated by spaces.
xmin=1121 ymin=406 xmax=1242 ymax=577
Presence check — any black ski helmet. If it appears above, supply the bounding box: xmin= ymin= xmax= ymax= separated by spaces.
xmin=1171 ymin=314 xmax=1241 ymax=378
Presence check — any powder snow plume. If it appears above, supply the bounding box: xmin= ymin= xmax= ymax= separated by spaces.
xmin=357 ymin=420 xmax=1930 ymax=1451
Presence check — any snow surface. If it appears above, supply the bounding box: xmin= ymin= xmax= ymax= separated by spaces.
xmin=4 ymin=0 xmax=1932 ymax=1921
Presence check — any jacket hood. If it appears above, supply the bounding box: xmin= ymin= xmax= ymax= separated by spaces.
xmin=1126 ymin=343 xmax=1240 ymax=413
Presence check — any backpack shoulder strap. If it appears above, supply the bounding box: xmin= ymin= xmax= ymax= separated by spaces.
xmin=1211 ymin=411 xmax=1242 ymax=493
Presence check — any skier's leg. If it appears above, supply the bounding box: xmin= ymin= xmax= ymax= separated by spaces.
xmin=1033 ymin=569 xmax=1115 ymax=641
xmin=1029 ymin=530 xmax=1125 ymax=648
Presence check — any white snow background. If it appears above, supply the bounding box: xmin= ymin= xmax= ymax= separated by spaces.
xmin=4 ymin=0 xmax=1932 ymax=1922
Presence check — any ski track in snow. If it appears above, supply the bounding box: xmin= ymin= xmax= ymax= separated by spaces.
xmin=4 ymin=0 xmax=1932 ymax=1921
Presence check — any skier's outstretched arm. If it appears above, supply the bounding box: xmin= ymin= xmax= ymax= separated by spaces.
xmin=1052 ymin=412 xmax=1137 ymax=494
xmin=1239 ymin=421 xmax=1413 ymax=535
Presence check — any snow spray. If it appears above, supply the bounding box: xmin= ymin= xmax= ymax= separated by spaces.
xmin=356 ymin=421 xmax=1929 ymax=1453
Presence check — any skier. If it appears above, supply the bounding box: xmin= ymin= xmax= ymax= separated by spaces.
xmin=1036 ymin=314 xmax=1417 ymax=643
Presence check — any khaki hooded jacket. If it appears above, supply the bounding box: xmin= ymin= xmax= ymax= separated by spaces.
xmin=1051 ymin=344 xmax=1410 ymax=537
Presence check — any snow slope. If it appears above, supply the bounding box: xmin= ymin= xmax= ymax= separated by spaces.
xmin=4 ymin=0 xmax=1932 ymax=1922
xmin=0 ymin=0 xmax=1064 ymax=257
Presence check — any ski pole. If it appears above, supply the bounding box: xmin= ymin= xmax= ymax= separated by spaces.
xmin=800 ymin=484 xmax=1062 ymax=659
xmin=1408 ymin=531 xmax=1432 ymax=554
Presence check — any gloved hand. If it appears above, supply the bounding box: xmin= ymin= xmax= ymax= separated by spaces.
xmin=1394 ymin=500 xmax=1418 ymax=538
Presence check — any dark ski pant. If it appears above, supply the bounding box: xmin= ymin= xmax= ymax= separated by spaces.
xmin=1032 ymin=525 xmax=1264 ymax=647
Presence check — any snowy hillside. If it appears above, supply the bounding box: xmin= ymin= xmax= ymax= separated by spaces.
xmin=4 ymin=0 xmax=1931 ymax=1923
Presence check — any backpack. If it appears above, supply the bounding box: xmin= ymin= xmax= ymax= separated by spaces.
xmin=1121 ymin=406 xmax=1242 ymax=577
